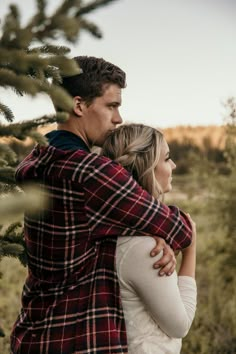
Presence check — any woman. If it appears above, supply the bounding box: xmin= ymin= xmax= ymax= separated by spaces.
xmin=102 ymin=124 xmax=197 ymax=354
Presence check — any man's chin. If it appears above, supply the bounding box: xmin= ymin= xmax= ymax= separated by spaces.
xmin=95 ymin=140 xmax=104 ymax=147
xmin=95 ymin=130 xmax=116 ymax=147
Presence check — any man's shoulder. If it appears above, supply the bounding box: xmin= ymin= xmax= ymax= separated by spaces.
xmin=17 ymin=144 xmax=133 ymax=185
xmin=88 ymin=153 xmax=123 ymax=169
xmin=60 ymin=149 xmax=121 ymax=168
xmin=71 ymin=151 xmax=131 ymax=181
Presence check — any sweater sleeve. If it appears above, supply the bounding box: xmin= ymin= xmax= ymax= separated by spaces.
xmin=117 ymin=237 xmax=197 ymax=338
xmin=82 ymin=155 xmax=192 ymax=250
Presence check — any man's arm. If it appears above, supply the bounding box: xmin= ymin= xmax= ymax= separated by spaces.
xmin=81 ymin=155 xmax=192 ymax=250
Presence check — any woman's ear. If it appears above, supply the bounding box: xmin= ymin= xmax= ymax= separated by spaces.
xmin=73 ymin=96 xmax=84 ymax=117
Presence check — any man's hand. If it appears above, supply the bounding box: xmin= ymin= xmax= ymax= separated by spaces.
xmin=150 ymin=236 xmax=176 ymax=276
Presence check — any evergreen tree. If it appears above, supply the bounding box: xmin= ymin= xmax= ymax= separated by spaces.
xmin=0 ymin=0 xmax=118 ymax=337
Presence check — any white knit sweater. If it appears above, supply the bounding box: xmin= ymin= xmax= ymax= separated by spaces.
xmin=116 ymin=236 xmax=197 ymax=354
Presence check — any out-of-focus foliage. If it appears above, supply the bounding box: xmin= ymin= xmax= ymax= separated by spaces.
xmin=0 ymin=0 xmax=118 ymax=338
xmin=164 ymin=125 xmax=227 ymax=175
xmin=179 ymin=98 xmax=236 ymax=354
xmin=0 ymin=0 xmax=118 ymax=260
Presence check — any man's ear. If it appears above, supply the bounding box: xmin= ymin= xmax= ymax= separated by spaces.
xmin=73 ymin=96 xmax=84 ymax=117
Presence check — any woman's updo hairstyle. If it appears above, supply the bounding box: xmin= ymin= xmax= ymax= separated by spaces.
xmin=101 ymin=124 xmax=164 ymax=199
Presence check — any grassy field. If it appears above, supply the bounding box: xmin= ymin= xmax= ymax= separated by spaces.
xmin=0 ymin=174 xmax=234 ymax=353
xmin=0 ymin=258 xmax=27 ymax=354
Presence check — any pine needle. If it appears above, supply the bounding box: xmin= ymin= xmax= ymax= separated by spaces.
xmin=0 ymin=102 xmax=15 ymax=122
xmin=28 ymin=44 xmax=71 ymax=55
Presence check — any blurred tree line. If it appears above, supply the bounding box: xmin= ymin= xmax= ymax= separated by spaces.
xmin=165 ymin=126 xmax=227 ymax=175
xmin=180 ymin=97 xmax=236 ymax=354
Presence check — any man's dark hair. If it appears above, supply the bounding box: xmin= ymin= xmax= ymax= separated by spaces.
xmin=61 ymin=56 xmax=126 ymax=104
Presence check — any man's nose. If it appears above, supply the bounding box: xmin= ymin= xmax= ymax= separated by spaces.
xmin=113 ymin=111 xmax=123 ymax=124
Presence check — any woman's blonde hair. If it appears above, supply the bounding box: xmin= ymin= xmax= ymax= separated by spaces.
xmin=101 ymin=124 xmax=164 ymax=199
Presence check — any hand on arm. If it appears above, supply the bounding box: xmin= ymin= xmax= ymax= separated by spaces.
xmin=147 ymin=213 xmax=196 ymax=276
xmin=150 ymin=236 xmax=176 ymax=276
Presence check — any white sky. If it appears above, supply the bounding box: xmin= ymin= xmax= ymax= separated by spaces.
xmin=0 ymin=0 xmax=236 ymax=128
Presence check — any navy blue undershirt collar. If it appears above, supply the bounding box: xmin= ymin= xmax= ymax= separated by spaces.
xmin=45 ymin=130 xmax=90 ymax=152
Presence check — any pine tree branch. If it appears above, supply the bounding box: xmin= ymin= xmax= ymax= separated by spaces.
xmin=0 ymin=0 xmax=116 ymax=48
xmin=0 ymin=4 xmax=33 ymax=50
xmin=28 ymin=0 xmax=113 ymax=43
xmin=0 ymin=68 xmax=46 ymax=95
xmin=0 ymin=167 xmax=16 ymax=184
xmin=80 ymin=18 xmax=102 ymax=38
xmin=0 ymin=102 xmax=14 ymax=122
xmin=27 ymin=131 xmax=48 ymax=146
xmin=53 ymin=0 xmax=81 ymax=17
xmin=34 ymin=16 xmax=80 ymax=43
xmin=36 ymin=0 xmax=47 ymax=14
xmin=0 ymin=243 xmax=27 ymax=267
xmin=0 ymin=187 xmax=47 ymax=224
xmin=0 ymin=181 xmax=18 ymax=195
xmin=0 ymin=143 xmax=17 ymax=165
xmin=0 ymin=69 xmax=74 ymax=112
xmin=28 ymin=0 xmax=47 ymax=29
xmin=0 ymin=113 xmax=68 ymax=140
xmin=0 ymin=49 xmax=48 ymax=76
xmin=45 ymin=66 xmax=63 ymax=85
xmin=28 ymin=45 xmax=71 ymax=55
xmin=77 ymin=0 xmax=118 ymax=16
xmin=51 ymin=15 xmax=82 ymax=43
xmin=0 ymin=0 xmax=114 ymax=124
xmin=0 ymin=0 xmax=121 ymax=275
xmin=2 ymin=221 xmax=22 ymax=237
xmin=47 ymin=56 xmax=81 ymax=76
xmin=0 ymin=4 xmax=21 ymax=47
xmin=1 ymin=225 xmax=28 ymax=266
xmin=26 ymin=0 xmax=80 ymax=43
xmin=0 ymin=49 xmax=80 ymax=78
xmin=0 ymin=242 xmax=25 ymax=260
xmin=10 ymin=28 xmax=34 ymax=50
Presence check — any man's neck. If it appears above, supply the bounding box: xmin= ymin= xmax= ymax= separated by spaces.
xmin=57 ymin=117 xmax=90 ymax=148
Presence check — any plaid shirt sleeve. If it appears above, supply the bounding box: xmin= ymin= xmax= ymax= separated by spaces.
xmin=75 ymin=153 xmax=192 ymax=250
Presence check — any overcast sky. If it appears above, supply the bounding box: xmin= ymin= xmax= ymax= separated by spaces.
xmin=0 ymin=0 xmax=236 ymax=128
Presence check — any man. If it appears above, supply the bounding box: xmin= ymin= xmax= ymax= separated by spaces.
xmin=11 ymin=56 xmax=192 ymax=354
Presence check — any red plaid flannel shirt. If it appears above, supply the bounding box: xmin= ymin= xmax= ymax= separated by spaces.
xmin=11 ymin=144 xmax=192 ymax=354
